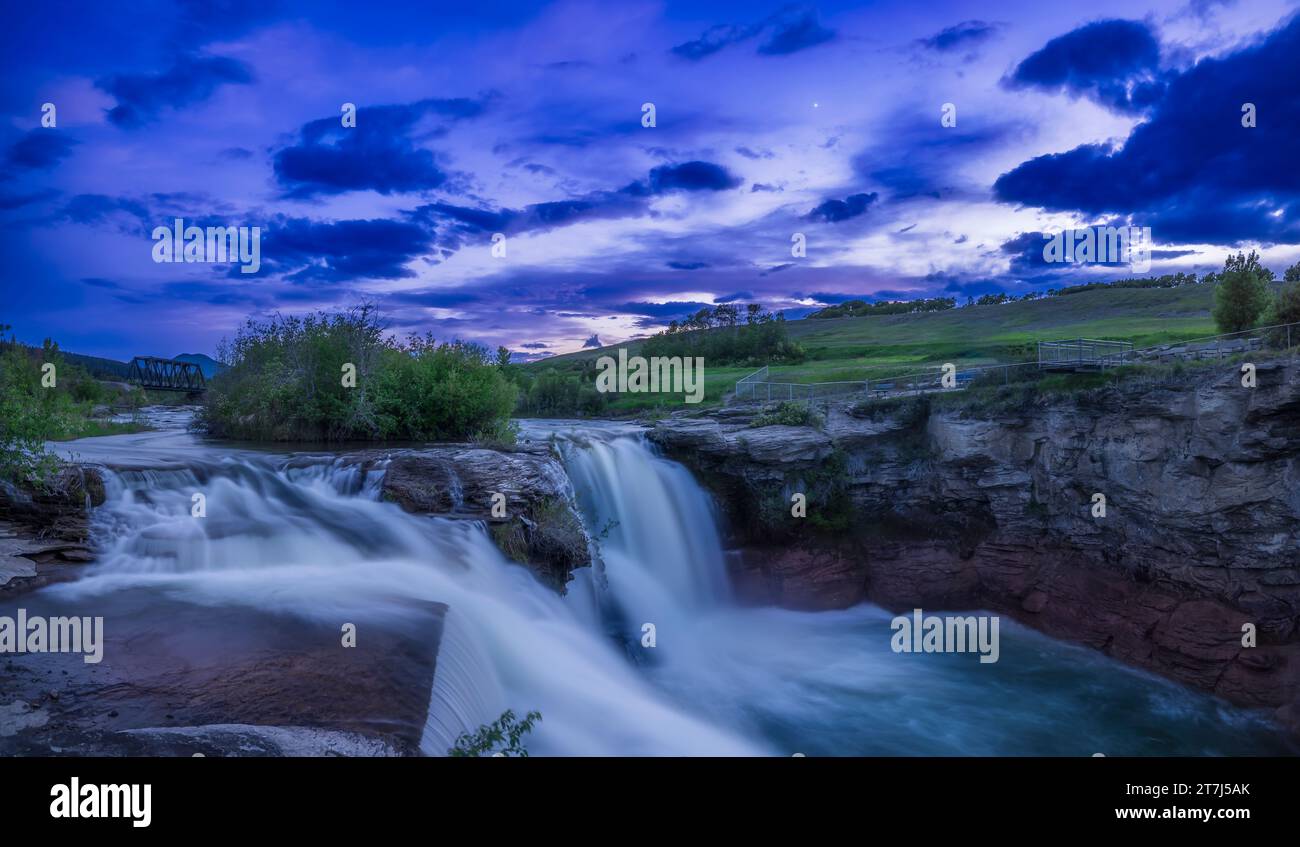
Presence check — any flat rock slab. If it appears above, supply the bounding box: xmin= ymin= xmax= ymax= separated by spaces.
xmin=0 ymin=524 xmax=39 ymax=586
xmin=0 ymin=590 xmax=445 ymax=756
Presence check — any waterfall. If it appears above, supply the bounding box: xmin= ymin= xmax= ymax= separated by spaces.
xmin=560 ymin=436 xmax=731 ymax=645
xmin=34 ymin=419 xmax=1293 ymax=756
xmin=50 ymin=448 xmax=764 ymax=756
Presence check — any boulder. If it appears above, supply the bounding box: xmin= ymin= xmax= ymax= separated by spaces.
xmin=363 ymin=445 xmax=591 ymax=591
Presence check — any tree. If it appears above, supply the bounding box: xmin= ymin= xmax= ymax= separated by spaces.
xmin=1270 ymin=262 xmax=1300 ymax=341
xmin=1212 ymin=250 xmax=1273 ymax=333
xmin=495 ymin=345 xmax=511 ymax=368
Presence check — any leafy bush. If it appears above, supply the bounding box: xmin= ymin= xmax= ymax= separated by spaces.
xmin=513 ymin=366 xmax=610 ymax=417
xmin=750 ymin=401 xmax=823 ymax=429
xmin=0 ymin=331 xmax=133 ymax=487
xmin=470 ymin=417 xmax=520 ymax=448
xmin=0 ymin=342 xmax=67 ymax=487
xmin=373 ymin=335 xmax=518 ymax=441
xmin=1266 ymin=262 xmax=1300 ymax=346
xmin=448 ymin=709 xmax=541 ymax=757
xmin=198 ymin=305 xmax=517 ymax=442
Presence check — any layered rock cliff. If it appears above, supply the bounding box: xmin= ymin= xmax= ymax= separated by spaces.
xmin=355 ymin=444 xmax=591 ymax=591
xmin=650 ymin=360 xmax=1300 ymax=732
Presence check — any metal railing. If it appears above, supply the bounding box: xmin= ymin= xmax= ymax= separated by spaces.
xmin=1037 ymin=338 xmax=1134 ymax=370
xmin=733 ymin=377 xmax=869 ymax=402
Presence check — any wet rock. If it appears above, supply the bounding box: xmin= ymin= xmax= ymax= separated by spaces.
xmin=0 ymin=597 xmax=445 ymax=756
xmin=0 ymin=465 xmax=105 ymax=596
xmin=360 ymin=445 xmax=591 ymax=591
xmin=652 ymin=360 xmax=1300 ymax=729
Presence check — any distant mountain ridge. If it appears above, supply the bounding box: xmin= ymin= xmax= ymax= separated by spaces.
xmin=172 ymin=353 xmax=223 ymax=378
xmin=33 ymin=348 xmax=223 ymax=381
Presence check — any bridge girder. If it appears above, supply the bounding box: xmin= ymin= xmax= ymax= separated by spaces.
xmin=127 ymin=357 xmax=207 ymax=392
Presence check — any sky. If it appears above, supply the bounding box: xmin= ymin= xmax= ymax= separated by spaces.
xmin=2 ymin=0 xmax=1299 ymax=362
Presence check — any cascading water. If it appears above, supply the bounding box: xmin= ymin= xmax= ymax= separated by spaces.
xmin=46 ymin=437 xmax=762 ymax=756
xmin=33 ymin=416 xmax=1294 ymax=756
xmin=548 ymin=424 xmax=1292 ymax=756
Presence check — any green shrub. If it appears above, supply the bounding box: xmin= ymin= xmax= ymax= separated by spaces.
xmin=0 ymin=332 xmax=123 ymax=487
xmin=198 ymin=305 xmax=517 ymax=442
xmin=1266 ymin=265 xmax=1300 ymax=347
xmin=750 ymin=401 xmax=823 ymax=429
xmin=449 ymin=709 xmax=541 ymax=757
xmin=471 ymin=417 xmax=520 ymax=448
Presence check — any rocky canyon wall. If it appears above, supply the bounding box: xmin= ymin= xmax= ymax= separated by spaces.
xmin=650 ymin=360 xmax=1300 ymax=732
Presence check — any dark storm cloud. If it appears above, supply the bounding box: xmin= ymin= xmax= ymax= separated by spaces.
xmin=5 ymin=130 xmax=78 ymax=171
xmin=60 ymin=194 xmax=151 ymax=229
xmin=1004 ymin=19 xmax=1165 ymax=114
xmin=999 ymin=232 xmax=1054 ymax=272
xmin=0 ymin=189 xmax=59 ymax=211
xmin=671 ymin=4 xmax=835 ymax=60
xmin=807 ymin=192 xmax=877 ymax=222
xmin=918 ymin=20 xmax=1000 ymax=52
xmin=995 ymin=14 xmax=1300 ymax=245
xmin=412 ymin=160 xmax=742 ymax=248
xmin=641 ymin=161 xmax=743 ymax=193
xmin=273 ymin=97 xmax=490 ymax=198
xmin=255 ymin=216 xmax=435 ymax=283
xmin=97 ymin=54 xmax=254 ymax=128
xmin=758 ymin=5 xmax=836 ymax=55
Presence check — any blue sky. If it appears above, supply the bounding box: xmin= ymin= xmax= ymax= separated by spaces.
xmin=2 ymin=0 xmax=1299 ymax=361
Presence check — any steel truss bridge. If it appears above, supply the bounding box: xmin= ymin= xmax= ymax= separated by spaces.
xmin=127 ymin=357 xmax=207 ymax=392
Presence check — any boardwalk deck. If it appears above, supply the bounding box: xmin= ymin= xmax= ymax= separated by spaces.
xmin=1037 ymin=339 xmax=1133 ymax=371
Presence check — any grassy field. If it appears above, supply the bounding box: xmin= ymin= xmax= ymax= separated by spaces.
xmin=772 ymin=284 xmax=1217 ymax=379
xmin=524 ymin=283 xmax=1223 ymax=410
xmin=592 ymin=365 xmax=756 ymax=415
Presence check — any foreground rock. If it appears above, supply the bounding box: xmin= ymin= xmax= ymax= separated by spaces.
xmin=0 ymin=466 xmax=105 ymax=597
xmin=0 ymin=596 xmax=443 ymax=756
xmin=651 ymin=360 xmax=1300 ymax=733
xmin=358 ymin=444 xmax=590 ymax=591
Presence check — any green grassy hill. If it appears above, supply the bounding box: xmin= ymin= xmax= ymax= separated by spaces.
xmin=772 ymin=283 xmax=1217 ymax=382
xmin=532 ymin=283 xmax=1219 ymax=385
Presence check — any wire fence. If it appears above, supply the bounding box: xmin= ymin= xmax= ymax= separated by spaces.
xmin=732 ymin=319 xmax=1300 ymax=406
